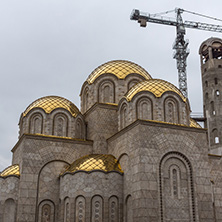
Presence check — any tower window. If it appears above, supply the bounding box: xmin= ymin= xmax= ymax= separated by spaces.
xmin=215 ymin=137 xmax=219 ymax=144
xmin=218 ymin=65 xmax=222 ymax=68
xmin=205 ymin=81 xmax=208 ymax=87
xmin=206 ymin=93 xmax=208 ymax=99
xmin=215 ymin=78 xmax=218 ymax=85
xmin=216 ymin=90 xmax=220 ymax=96
xmin=211 ymin=101 xmax=216 ymax=115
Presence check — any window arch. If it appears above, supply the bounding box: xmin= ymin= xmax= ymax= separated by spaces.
xmin=210 ymin=101 xmax=216 ymax=115
xmin=29 ymin=113 xmax=43 ymax=134
xmin=64 ymin=197 xmax=70 ymax=222
xmin=164 ymin=98 xmax=179 ymax=124
xmin=159 ymin=152 xmax=195 ymax=222
xmin=212 ymin=128 xmax=219 ymax=144
xmin=83 ymin=87 xmax=89 ymax=113
xmin=98 ymin=80 xmax=115 ymax=103
xmin=75 ymin=118 xmax=84 ymax=139
xmin=91 ymin=195 xmax=103 ymax=222
xmin=120 ymin=104 xmax=127 ymax=129
xmin=137 ymin=97 xmax=153 ymax=120
xmin=3 ymin=198 xmax=16 ymax=222
xmin=125 ymin=195 xmax=133 ymax=222
xmin=215 ymin=78 xmax=218 ymax=85
xmin=53 ymin=114 xmax=68 ymax=137
xmin=38 ymin=200 xmax=55 ymax=222
xmin=108 ymin=196 xmax=119 ymax=222
xmin=75 ymin=196 xmax=86 ymax=222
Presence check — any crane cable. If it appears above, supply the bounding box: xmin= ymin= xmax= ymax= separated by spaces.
xmin=150 ymin=9 xmax=175 ymax=17
xmin=183 ymin=9 xmax=222 ymax=22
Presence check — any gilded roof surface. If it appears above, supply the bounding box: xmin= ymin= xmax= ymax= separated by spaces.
xmin=125 ymin=79 xmax=186 ymax=102
xmin=23 ymin=96 xmax=80 ymax=117
xmin=63 ymin=154 xmax=123 ymax=174
xmin=87 ymin=60 xmax=152 ymax=84
xmin=0 ymin=164 xmax=20 ymax=177
xmin=190 ymin=118 xmax=201 ymax=128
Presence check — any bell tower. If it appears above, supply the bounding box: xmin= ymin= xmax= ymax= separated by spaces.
xmin=199 ymin=37 xmax=222 ymax=152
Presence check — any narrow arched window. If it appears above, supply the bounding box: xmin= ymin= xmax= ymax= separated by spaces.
xmin=53 ymin=114 xmax=68 ymax=137
xmin=109 ymin=196 xmax=119 ymax=222
xmin=29 ymin=114 xmax=43 ymax=134
xmin=164 ymin=98 xmax=178 ymax=124
xmin=205 ymin=81 xmax=208 ymax=87
xmin=76 ymin=196 xmax=86 ymax=222
xmin=215 ymin=78 xmax=218 ymax=85
xmin=91 ymin=196 xmax=103 ymax=222
xmin=120 ymin=105 xmax=127 ymax=129
xmin=216 ymin=90 xmax=220 ymax=96
xmin=41 ymin=204 xmax=51 ymax=222
xmin=98 ymin=80 xmax=115 ymax=104
xmin=211 ymin=101 xmax=216 ymax=115
xmin=137 ymin=98 xmax=152 ymax=120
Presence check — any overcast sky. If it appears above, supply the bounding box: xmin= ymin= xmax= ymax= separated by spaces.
xmin=0 ymin=0 xmax=221 ymax=171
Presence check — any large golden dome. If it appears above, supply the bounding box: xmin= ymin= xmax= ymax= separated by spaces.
xmin=23 ymin=96 xmax=80 ymax=117
xmin=62 ymin=154 xmax=123 ymax=174
xmin=86 ymin=60 xmax=152 ymax=84
xmin=125 ymin=79 xmax=186 ymax=102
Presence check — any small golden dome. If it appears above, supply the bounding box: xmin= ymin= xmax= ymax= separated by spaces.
xmin=87 ymin=60 xmax=152 ymax=84
xmin=23 ymin=96 xmax=80 ymax=117
xmin=0 ymin=164 xmax=20 ymax=177
xmin=62 ymin=154 xmax=123 ymax=174
xmin=190 ymin=118 xmax=201 ymax=128
xmin=125 ymin=79 xmax=186 ymax=102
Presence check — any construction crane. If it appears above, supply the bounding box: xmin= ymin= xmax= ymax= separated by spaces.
xmin=130 ymin=8 xmax=222 ymax=98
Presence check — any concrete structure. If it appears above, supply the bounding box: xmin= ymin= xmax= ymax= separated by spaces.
xmin=1 ymin=38 xmax=222 ymax=222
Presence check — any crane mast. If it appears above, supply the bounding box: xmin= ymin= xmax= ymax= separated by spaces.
xmin=130 ymin=8 xmax=222 ymax=98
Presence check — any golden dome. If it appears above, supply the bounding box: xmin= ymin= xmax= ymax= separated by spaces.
xmin=0 ymin=164 xmax=20 ymax=177
xmin=62 ymin=154 xmax=123 ymax=174
xmin=87 ymin=60 xmax=152 ymax=84
xmin=190 ymin=118 xmax=201 ymax=128
xmin=23 ymin=96 xmax=80 ymax=117
xmin=125 ymin=79 xmax=186 ymax=102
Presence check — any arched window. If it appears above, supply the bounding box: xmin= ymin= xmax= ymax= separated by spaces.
xmin=109 ymin=196 xmax=119 ymax=222
xmin=212 ymin=129 xmax=219 ymax=144
xmin=41 ymin=204 xmax=51 ymax=222
xmin=98 ymin=80 xmax=115 ymax=104
xmin=3 ymin=199 xmax=16 ymax=222
xmin=64 ymin=198 xmax=70 ymax=222
xmin=137 ymin=98 xmax=152 ymax=120
xmin=164 ymin=98 xmax=179 ymax=124
xmin=91 ymin=196 xmax=103 ymax=222
xmin=215 ymin=78 xmax=218 ymax=85
xmin=83 ymin=88 xmax=89 ymax=113
xmin=29 ymin=113 xmax=43 ymax=134
xmin=211 ymin=101 xmax=216 ymax=115
xmin=205 ymin=81 xmax=208 ymax=87
xmin=120 ymin=104 xmax=127 ymax=129
xmin=76 ymin=196 xmax=86 ymax=222
xmin=216 ymin=90 xmax=220 ymax=97
xmin=160 ymin=152 xmax=195 ymax=222
xmin=126 ymin=195 xmax=133 ymax=222
xmin=53 ymin=114 xmax=68 ymax=137
xmin=75 ymin=119 xmax=84 ymax=139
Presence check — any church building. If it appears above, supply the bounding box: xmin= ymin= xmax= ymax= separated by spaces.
xmin=1 ymin=37 xmax=222 ymax=222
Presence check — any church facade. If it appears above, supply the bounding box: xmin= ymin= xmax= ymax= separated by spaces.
xmin=1 ymin=37 xmax=222 ymax=222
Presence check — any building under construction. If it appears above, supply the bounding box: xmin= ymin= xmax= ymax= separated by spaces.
xmin=1 ymin=37 xmax=222 ymax=221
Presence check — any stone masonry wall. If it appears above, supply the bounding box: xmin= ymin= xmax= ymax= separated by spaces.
xmin=108 ymin=120 xmax=213 ymax=222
